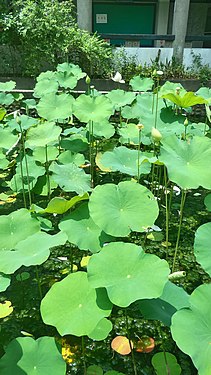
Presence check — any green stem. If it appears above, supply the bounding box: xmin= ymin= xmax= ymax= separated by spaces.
xmin=172 ymin=189 xmax=187 ymax=272
xmin=154 ymin=80 xmax=159 ymax=129
xmin=19 ymin=124 xmax=32 ymax=207
xmin=45 ymin=145 xmax=51 ymax=200
xmin=164 ymin=167 xmax=169 ymax=257
xmin=125 ymin=310 xmax=138 ymax=375
xmin=19 ymin=152 xmax=27 ymax=208
xmin=35 ymin=266 xmax=43 ymax=300
xmin=89 ymin=120 xmax=94 ymax=188
xmin=137 ymin=129 xmax=141 ymax=183
xmin=81 ymin=336 xmax=87 ymax=375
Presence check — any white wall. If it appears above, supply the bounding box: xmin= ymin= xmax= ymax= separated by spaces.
xmin=116 ymin=47 xmax=211 ymax=68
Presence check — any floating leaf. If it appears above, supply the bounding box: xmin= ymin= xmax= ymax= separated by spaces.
xmin=59 ymin=203 xmax=113 ymax=253
xmin=73 ymin=94 xmax=113 ymax=123
xmin=0 ymin=337 xmax=66 ymax=375
xmin=152 ymin=352 xmax=181 ymax=375
xmin=0 ymin=301 xmax=13 ymax=318
xmin=50 ymin=162 xmax=91 ymax=195
xmin=89 ymin=181 xmax=159 ymax=237
xmin=44 ymin=193 xmax=89 ymax=214
xmin=41 ymin=272 xmax=112 ymax=336
xmin=136 ymin=337 xmax=155 ymax=353
xmin=159 ymin=135 xmax=211 ymax=189
xmin=171 ymin=283 xmax=211 ymax=375
xmin=36 ymin=92 xmax=74 ymax=121
xmin=88 ymin=242 xmax=169 ymax=307
xmin=111 ymin=336 xmax=133 ymax=355
xmin=194 ymin=222 xmax=211 ymax=277
xmin=130 ymin=77 xmax=154 ymax=92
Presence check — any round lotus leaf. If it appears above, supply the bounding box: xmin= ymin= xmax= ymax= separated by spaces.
xmin=106 ymin=89 xmax=136 ymax=110
xmin=36 ymin=92 xmax=75 ymax=121
xmin=88 ymin=318 xmax=113 ymax=341
xmin=0 ymin=128 xmax=19 ymax=150
xmin=8 ymin=115 xmax=38 ymax=131
xmin=44 ymin=193 xmax=88 ymax=214
xmin=159 ymin=135 xmax=211 ymax=189
xmin=118 ymin=123 xmax=140 ymax=145
xmin=33 ymin=146 xmax=59 ymax=163
xmin=87 ymin=365 xmax=103 ymax=375
xmin=37 ymin=70 xmax=56 ymax=81
xmin=60 ymin=134 xmax=88 ymax=153
xmin=0 ymin=93 xmax=14 ymax=106
xmin=59 ymin=203 xmax=113 ymax=253
xmin=56 ymin=62 xmax=86 ymax=82
xmin=0 ymin=81 xmax=16 ymax=92
xmin=130 ymin=77 xmax=154 ymax=92
xmin=152 ymin=352 xmax=181 ymax=375
xmin=0 ymin=273 xmax=11 ymax=292
xmin=0 ymin=336 xmax=66 ymax=375
xmin=87 ymin=242 xmax=169 ymax=307
xmin=0 ymin=208 xmax=40 ymax=252
xmin=194 ymin=222 xmax=211 ymax=277
xmin=204 ymin=194 xmax=211 ymax=211
xmin=96 ymin=147 xmax=151 ymax=177
xmin=86 ymin=120 xmax=115 ymax=139
xmin=25 ymin=122 xmax=61 ymax=148
xmin=0 ymin=231 xmax=67 ymax=274
xmin=41 ymin=271 xmax=112 ymax=336
xmin=171 ymin=283 xmax=211 ymax=375
xmin=89 ymin=181 xmax=159 ymax=237
xmin=50 ymin=162 xmax=91 ymax=195
xmin=57 ymin=150 xmax=85 ymax=166
xmin=33 ymin=78 xmax=59 ymax=98
xmin=73 ymin=94 xmax=114 ymax=123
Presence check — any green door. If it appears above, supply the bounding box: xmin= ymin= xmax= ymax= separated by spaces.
xmin=93 ymin=2 xmax=156 ymax=46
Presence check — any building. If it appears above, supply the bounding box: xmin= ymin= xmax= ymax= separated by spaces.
xmin=76 ymin=0 xmax=211 ymax=65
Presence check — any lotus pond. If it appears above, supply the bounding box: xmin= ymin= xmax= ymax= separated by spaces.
xmin=0 ymin=63 xmax=211 ymax=375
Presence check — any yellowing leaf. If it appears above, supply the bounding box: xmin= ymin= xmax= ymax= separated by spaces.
xmin=0 ymin=300 xmax=13 ymax=318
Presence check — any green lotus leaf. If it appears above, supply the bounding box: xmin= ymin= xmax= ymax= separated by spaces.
xmin=161 ymin=91 xmax=207 ymax=108
xmin=87 ymin=365 xmax=103 ymax=375
xmin=57 ymin=62 xmax=86 ymax=81
xmin=136 ymin=93 xmax=165 ymax=112
xmin=0 ymin=93 xmax=14 ymax=106
xmin=88 ymin=318 xmax=113 ymax=341
xmin=194 ymin=222 xmax=211 ymax=277
xmin=33 ymin=78 xmax=59 ymax=98
xmin=8 ymin=115 xmax=38 ymax=131
xmin=130 ymin=76 xmax=154 ymax=92
xmin=159 ymin=81 xmax=186 ymax=97
xmin=89 ymin=181 xmax=159 ymax=237
xmin=36 ymin=92 xmax=75 ymax=121
xmin=196 ymin=87 xmax=211 ymax=105
xmin=41 ymin=271 xmax=112 ymax=336
xmin=0 ymin=336 xmax=66 ymax=375
xmin=171 ymin=283 xmax=211 ymax=375
xmin=105 ymin=372 xmax=125 ymax=375
xmin=0 ymin=273 xmax=11 ymax=292
xmin=159 ymin=135 xmax=211 ymax=189
xmin=0 ymin=231 xmax=67 ymax=274
xmin=0 ymin=81 xmax=16 ymax=92
xmin=57 ymin=150 xmax=85 ymax=166
xmin=22 ymin=98 xmax=37 ymax=109
xmin=50 ymin=162 xmax=91 ymax=195
xmin=0 ymin=149 xmax=9 ymax=169
xmin=9 ymin=155 xmax=45 ymax=192
xmin=106 ymin=89 xmax=136 ymax=110
xmin=33 ymin=145 xmax=59 ymax=163
xmin=121 ymin=104 xmax=142 ymax=120
xmin=87 ymin=242 xmax=169 ymax=307
xmin=37 ymin=70 xmax=56 ymax=81
xmin=86 ymin=120 xmax=115 ymax=139
xmin=59 ymin=203 xmax=113 ymax=253
xmin=118 ymin=123 xmax=140 ymax=145
xmin=138 ymin=281 xmax=189 ymax=326
xmin=204 ymin=194 xmax=211 ymax=211
xmin=73 ymin=94 xmax=113 ymax=123
xmin=25 ymin=121 xmax=61 ymax=148
xmin=152 ymin=352 xmax=181 ymax=375
xmin=44 ymin=193 xmax=89 ymax=214
xmin=60 ymin=134 xmax=88 ymax=152
xmin=0 ymin=208 xmax=40 ymax=251
xmin=96 ymin=146 xmax=151 ymax=176
xmin=0 ymin=128 xmax=19 ymax=150
xmin=32 ymin=174 xmax=58 ymax=196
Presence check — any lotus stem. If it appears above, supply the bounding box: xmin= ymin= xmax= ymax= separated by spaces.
xmin=35 ymin=266 xmax=43 ymax=300
xmin=164 ymin=167 xmax=170 ymax=257
xmin=172 ymin=189 xmax=187 ymax=272
xmin=45 ymin=145 xmax=51 ymax=200
xmin=19 ymin=124 xmax=32 ymax=207
xmin=19 ymin=151 xmax=27 ymax=208
xmin=125 ymin=310 xmax=138 ymax=375
xmin=81 ymin=336 xmax=87 ymax=375
xmin=137 ymin=128 xmax=142 ymax=183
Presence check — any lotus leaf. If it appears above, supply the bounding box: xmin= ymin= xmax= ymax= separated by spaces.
xmin=0 ymin=231 xmax=67 ymax=274
xmin=33 ymin=78 xmax=59 ymax=98
xmin=41 ymin=272 xmax=112 ymax=336
xmin=0 ymin=208 xmax=40 ymax=251
xmin=194 ymin=222 xmax=211 ymax=277
xmin=87 ymin=242 xmax=169 ymax=307
xmin=60 ymin=134 xmax=88 ymax=152
xmin=152 ymin=352 xmax=181 ymax=375
xmin=130 ymin=76 xmax=154 ymax=92
xmin=37 ymin=70 xmax=56 ymax=81
xmin=0 ymin=301 xmax=13 ymax=319
xmin=87 ymin=365 xmax=103 ymax=375
xmin=171 ymin=283 xmax=211 ymax=375
xmin=57 ymin=150 xmax=85 ymax=166
xmin=59 ymin=203 xmax=113 ymax=252
xmin=32 ymin=174 xmax=58 ymax=196
xmin=0 ymin=273 xmax=11 ymax=292
xmin=57 ymin=62 xmax=86 ymax=81
xmin=0 ymin=107 xmax=6 ymax=121
xmin=159 ymin=135 xmax=211 ymax=189
xmin=23 ymin=98 xmax=37 ymax=109
xmin=50 ymin=162 xmax=91 ymax=195
xmin=25 ymin=121 xmax=61 ymax=148
xmin=36 ymin=92 xmax=74 ymax=121
xmin=96 ymin=147 xmax=151 ymax=176
xmin=0 ymin=81 xmax=16 ymax=92
xmin=73 ymin=94 xmax=113 ymax=123
xmin=0 ymin=128 xmax=19 ymax=150
xmin=0 ymin=336 xmax=66 ymax=375
xmin=89 ymin=181 xmax=159 ymax=236
xmin=86 ymin=121 xmax=115 ymax=139
xmin=121 ymin=104 xmax=142 ymax=120
xmin=0 ymin=92 xmax=14 ymax=106
xmin=8 ymin=115 xmax=38 ymax=131
xmin=33 ymin=146 xmax=59 ymax=163
xmin=44 ymin=193 xmax=89 ymax=214
xmin=204 ymin=194 xmax=211 ymax=211
xmin=159 ymin=81 xmax=186 ymax=97
xmin=106 ymin=89 xmax=136 ymax=110
xmin=88 ymin=318 xmax=113 ymax=341
xmin=196 ymin=87 xmax=211 ymax=105
xmin=161 ymin=91 xmax=207 ymax=108
xmin=118 ymin=123 xmax=140 ymax=145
